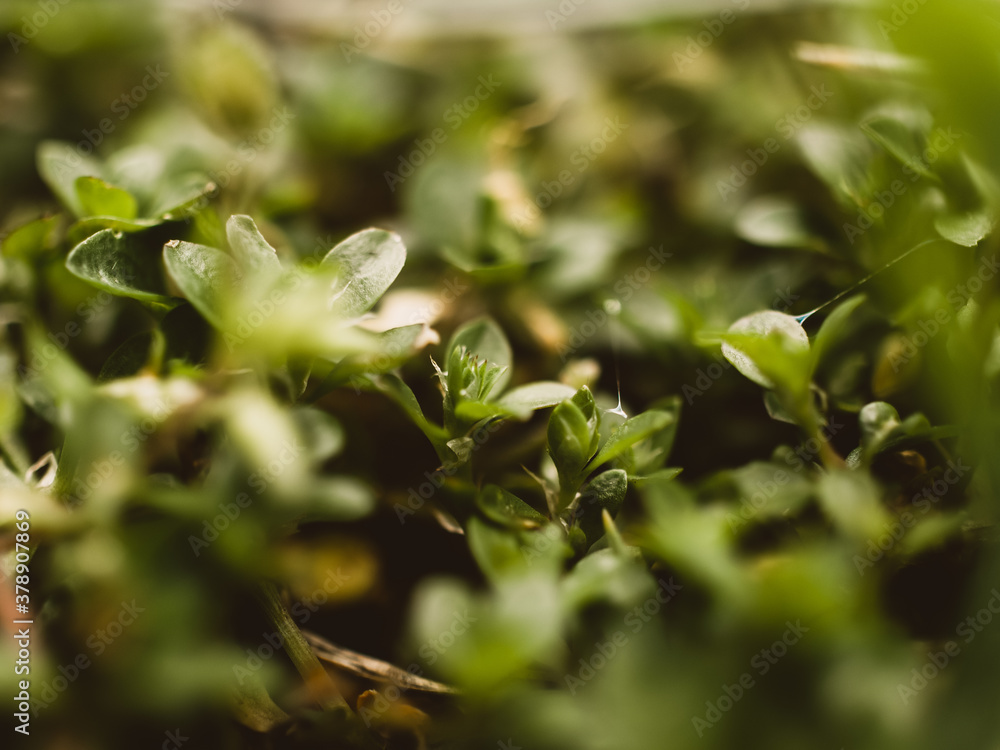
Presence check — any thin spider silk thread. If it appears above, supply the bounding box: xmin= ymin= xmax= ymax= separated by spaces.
xmin=604 ymin=298 xmax=628 ymax=418
xmin=794 ymin=237 xmax=949 ymax=325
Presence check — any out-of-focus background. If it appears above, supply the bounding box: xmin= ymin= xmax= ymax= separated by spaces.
xmin=4 ymin=0 xmax=1000 ymax=748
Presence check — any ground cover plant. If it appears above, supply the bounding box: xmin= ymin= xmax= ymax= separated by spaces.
xmin=3 ymin=0 xmax=1000 ymax=748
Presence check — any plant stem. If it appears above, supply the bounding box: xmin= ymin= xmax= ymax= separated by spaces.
xmin=253 ymin=580 xmax=349 ymax=712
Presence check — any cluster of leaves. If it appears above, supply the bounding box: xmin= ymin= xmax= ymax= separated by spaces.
xmin=3 ymin=1 xmax=1000 ymax=749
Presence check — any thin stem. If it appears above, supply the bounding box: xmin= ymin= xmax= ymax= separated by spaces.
xmin=606 ymin=298 xmax=628 ymax=418
xmin=253 ymin=581 xmax=349 ymax=712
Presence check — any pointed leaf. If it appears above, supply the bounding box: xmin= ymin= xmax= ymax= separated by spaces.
xmin=629 ymin=394 xmax=681 ymax=474
xmin=446 ymin=317 xmax=512 ymax=396
xmin=585 ymin=410 xmax=674 ymax=475
xmin=632 ymin=467 xmax=683 ymax=487
xmin=570 ymin=386 xmax=600 ymax=455
xmin=574 ymin=468 xmax=628 ymax=548
xmin=98 ymin=332 xmax=155 ymax=382
xmin=861 ymin=109 xmax=935 ymax=179
xmin=477 ymin=485 xmax=548 ymax=529
xmin=548 ymin=399 xmax=594 ymax=486
xmin=812 ymin=295 xmax=867 ymax=368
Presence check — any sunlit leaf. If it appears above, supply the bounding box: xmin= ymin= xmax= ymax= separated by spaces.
xmin=75 ymin=176 xmax=138 ymax=220
xmin=722 ymin=311 xmax=811 ymax=390
xmin=66 ymin=229 xmax=178 ymax=308
xmin=162 ymin=239 xmax=241 ymax=328
xmin=322 ymin=228 xmax=406 ymax=318
xmin=585 ymin=410 xmax=674 ymax=475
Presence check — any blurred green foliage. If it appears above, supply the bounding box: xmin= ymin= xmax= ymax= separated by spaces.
xmin=2 ymin=0 xmax=1000 ymax=748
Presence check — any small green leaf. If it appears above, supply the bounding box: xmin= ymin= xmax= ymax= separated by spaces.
xmin=163 ymin=239 xmax=241 ymax=329
xmin=901 ymin=513 xmax=965 ymax=555
xmin=817 ymin=470 xmax=890 ymax=541
xmin=145 ymin=174 xmax=216 ymax=219
xmin=476 ymin=361 xmax=507 ymax=403
xmin=289 ymin=407 xmax=344 ymax=465
xmin=1 ymin=215 xmax=59 ymax=259
xmin=159 ymin=303 xmax=212 ymax=367
xmin=573 ymin=468 xmax=628 ymax=549
xmin=446 ymin=317 xmax=513 ymax=397
xmin=322 ymin=228 xmax=406 ymax=318
xmin=763 ymin=390 xmax=799 ymax=424
xmin=547 ymin=399 xmax=595 ymax=490
xmin=585 ymin=410 xmax=674 ymax=475
xmin=66 ymin=229 xmax=177 ymax=308
xmin=226 ymin=214 xmax=282 ymax=276
xmin=860 ymin=108 xmax=935 ymax=179
xmin=812 ymin=295 xmax=867 ymax=369
xmin=569 ymin=386 xmax=600 ymax=452
xmin=935 ymin=210 xmax=995 ymax=247
xmin=98 ymin=332 xmax=155 ymax=382
xmin=560 ymin=548 xmax=654 ymax=613
xmin=629 ymin=395 xmax=681 ymax=474
xmin=446 ymin=436 xmax=474 ymax=463
xmin=67 ymin=216 xmax=161 ymax=243
xmin=723 ymin=461 xmax=813 ymax=523
xmin=601 ymin=509 xmax=631 ymax=557
xmin=321 ymin=324 xmax=426 ymax=388
xmin=444 ymin=341 xmax=509 ymax=427
xmin=858 ymin=401 xmax=901 ymax=457
xmin=230 ymin=670 xmax=291 ymax=733
xmin=75 ymin=176 xmax=138 ymax=220
xmin=797 ymin=124 xmax=877 ymax=208
xmin=296 ymin=476 xmax=373 ymax=521
xmin=632 ymin=467 xmax=683 ymax=487
xmin=640 ymin=480 xmax=748 ymax=604
xmin=477 ymin=484 xmax=549 ymax=529
xmin=454 ymin=400 xmax=507 ymax=422
xmin=37 ymin=140 xmax=102 ymax=217
xmin=735 ymin=196 xmax=818 ymax=250
xmin=495 ymin=381 xmax=576 ymax=419
xmin=466 ymin=515 xmax=530 ymax=582
xmin=721 ymin=310 xmax=811 ymax=390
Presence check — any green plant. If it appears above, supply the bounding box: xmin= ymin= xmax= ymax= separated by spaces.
xmin=3 ymin=2 xmax=1000 ymax=749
